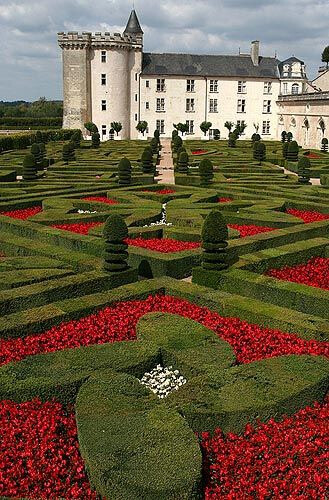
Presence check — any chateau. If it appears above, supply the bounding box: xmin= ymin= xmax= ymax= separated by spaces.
xmin=58 ymin=9 xmax=329 ymax=147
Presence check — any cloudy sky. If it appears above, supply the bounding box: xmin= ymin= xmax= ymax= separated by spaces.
xmin=0 ymin=0 xmax=328 ymax=101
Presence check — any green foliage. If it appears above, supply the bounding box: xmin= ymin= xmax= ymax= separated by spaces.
xmin=252 ymin=133 xmax=261 ymax=143
xmin=0 ymin=98 xmax=63 ymax=119
xmin=22 ymin=153 xmax=37 ymax=181
xmin=103 ymin=214 xmax=129 ymax=272
xmin=71 ymin=130 xmax=82 ymax=148
xmin=253 ymin=142 xmax=266 ymax=164
xmin=150 ymin=137 xmax=159 ymax=155
xmin=321 ymin=137 xmax=328 ymax=152
xmin=200 ymin=121 xmax=212 ymax=136
xmin=178 ymin=151 xmax=189 ymax=174
xmin=141 ymin=149 xmax=154 ymax=174
xmin=174 ymin=123 xmax=189 ymax=135
xmin=287 ymin=141 xmax=299 ymax=162
xmin=62 ymin=144 xmax=71 ymax=163
xmin=224 ymin=121 xmax=234 ymax=132
xmin=321 ymin=45 xmax=329 ymax=68
xmin=172 ymin=135 xmax=183 ymax=153
xmin=154 ymin=129 xmax=160 ymax=140
xmin=136 ymin=121 xmax=148 ymax=135
xmin=213 ymin=129 xmax=220 ymax=140
xmin=235 ymin=123 xmax=247 ymax=136
xmin=172 ymin=130 xmax=179 ymax=139
xmin=84 ymin=122 xmax=98 ymax=134
xmin=68 ymin=141 xmax=76 ymax=161
xmin=199 ymin=159 xmax=214 ymax=187
xmin=281 ymin=131 xmax=287 ymax=143
xmin=287 ymin=132 xmax=293 ymax=142
xmin=111 ymin=122 xmax=123 ymax=136
xmin=228 ymin=132 xmax=236 ymax=148
xmin=118 ymin=157 xmax=132 ymax=186
xmin=282 ymin=142 xmax=289 ymax=159
xmin=91 ymin=132 xmax=100 ymax=148
xmin=31 ymin=143 xmax=42 ymax=165
xmin=298 ymin=156 xmax=311 ymax=184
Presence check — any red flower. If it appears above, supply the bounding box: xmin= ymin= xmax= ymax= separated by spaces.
xmin=51 ymin=222 xmax=102 ymax=235
xmin=218 ymin=198 xmax=233 ymax=203
xmin=82 ymin=196 xmax=119 ymax=205
xmin=192 ymin=149 xmax=207 ymax=155
xmin=266 ymin=256 xmax=329 ymax=290
xmin=286 ymin=209 xmax=329 ymax=223
xmin=0 ymin=207 xmax=42 ymax=220
xmin=228 ymin=224 xmax=276 ymax=238
xmin=142 ymin=189 xmax=176 ymax=195
xmin=126 ymin=238 xmax=200 ymax=253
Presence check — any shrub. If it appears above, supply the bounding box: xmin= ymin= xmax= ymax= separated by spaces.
xmin=71 ymin=130 xmax=82 ymax=148
xmin=228 ymin=132 xmax=236 ymax=148
xmin=252 ymin=133 xmax=261 ymax=143
xmin=68 ymin=141 xmax=76 ymax=161
xmin=172 ymin=130 xmax=179 ymax=139
xmin=200 ymin=121 xmax=212 ymax=136
xmin=111 ymin=122 xmax=122 ymax=136
xmin=154 ymin=129 xmax=160 ymax=140
xmin=62 ymin=144 xmax=71 ymax=163
xmin=35 ymin=130 xmax=43 ymax=143
xmin=178 ymin=151 xmax=189 ymax=174
xmin=201 ymin=210 xmax=229 ymax=271
xmin=136 ymin=121 xmax=148 ymax=136
xmin=321 ymin=137 xmax=328 ymax=152
xmin=282 ymin=142 xmax=289 ymax=159
xmin=103 ymin=214 xmax=129 ymax=272
xmin=199 ymin=159 xmax=214 ymax=187
xmin=172 ymin=136 xmax=183 ymax=152
xmin=31 ymin=143 xmax=42 ymax=165
xmin=141 ymin=149 xmax=153 ymax=174
xmin=253 ymin=142 xmax=266 ymax=164
xmin=92 ymin=132 xmax=100 ymax=148
xmin=298 ymin=156 xmax=311 ymax=185
xmin=281 ymin=131 xmax=287 ymax=143
xmin=287 ymin=141 xmax=299 ymax=162
xmin=213 ymin=129 xmax=220 ymax=140
xmin=22 ymin=153 xmax=37 ymax=181
xmin=287 ymin=132 xmax=293 ymax=142
xmin=150 ymin=137 xmax=159 ymax=155
xmin=118 ymin=157 xmax=132 ymax=186
xmin=224 ymin=121 xmax=234 ymax=133
xmin=84 ymin=122 xmax=98 ymax=134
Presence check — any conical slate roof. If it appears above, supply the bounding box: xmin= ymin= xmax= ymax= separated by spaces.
xmin=124 ymin=10 xmax=143 ymax=35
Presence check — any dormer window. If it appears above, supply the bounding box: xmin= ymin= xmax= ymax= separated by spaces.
xmin=291 ymin=83 xmax=299 ymax=95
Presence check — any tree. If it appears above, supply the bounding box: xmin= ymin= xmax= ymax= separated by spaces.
xmin=282 ymin=142 xmax=289 ymax=159
xmin=173 ymin=123 xmax=189 ymax=136
xmin=321 ymin=138 xmax=328 ymax=152
xmin=141 ymin=149 xmax=153 ymax=174
xmin=236 ymin=123 xmax=247 ymax=136
xmin=31 ymin=143 xmax=42 ymax=165
xmin=35 ymin=131 xmax=43 ymax=143
xmin=150 ymin=137 xmax=159 ymax=155
xmin=154 ymin=129 xmax=160 ymax=140
xmin=71 ymin=130 xmax=82 ymax=148
xmin=287 ymin=132 xmax=293 ymax=142
xmin=200 ymin=121 xmax=212 ymax=136
xmin=22 ymin=153 xmax=37 ymax=181
xmin=178 ymin=151 xmax=189 ymax=173
xmin=201 ymin=210 xmax=229 ymax=271
xmin=111 ymin=122 xmax=122 ymax=136
xmin=253 ymin=142 xmax=266 ymax=164
xmin=172 ymin=135 xmax=183 ymax=153
xmin=68 ymin=141 xmax=76 ymax=161
xmin=298 ymin=156 xmax=311 ymax=185
xmin=172 ymin=130 xmax=179 ymax=139
xmin=136 ymin=121 xmax=148 ymax=136
xmin=38 ymin=142 xmax=47 ymax=169
xmin=103 ymin=214 xmax=129 ymax=272
xmin=322 ymin=46 xmax=329 ymax=69
xmin=92 ymin=132 xmax=100 ymax=148
xmin=228 ymin=132 xmax=236 ymax=148
xmin=251 ymin=133 xmax=261 ymax=143
xmin=118 ymin=157 xmax=132 ymax=186
xmin=199 ymin=159 xmax=214 ymax=187
xmin=224 ymin=121 xmax=234 ymax=133
xmin=287 ymin=141 xmax=299 ymax=162
xmin=84 ymin=122 xmax=98 ymax=134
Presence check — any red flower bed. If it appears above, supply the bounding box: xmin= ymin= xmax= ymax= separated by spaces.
xmin=192 ymin=149 xmax=207 ymax=155
xmin=0 ymin=399 xmax=97 ymax=499
xmin=218 ymin=197 xmax=233 ymax=203
xmin=126 ymin=238 xmax=200 ymax=253
xmin=142 ymin=189 xmax=176 ymax=195
xmin=228 ymin=224 xmax=276 ymax=238
xmin=266 ymin=256 xmax=329 ymax=291
xmin=203 ymin=397 xmax=329 ymax=500
xmin=82 ymin=196 xmax=119 ymax=205
xmin=286 ymin=209 xmax=329 ymax=223
xmin=1 ymin=295 xmax=328 ymax=368
xmin=0 ymin=207 xmax=42 ymax=220
xmin=52 ymin=222 xmax=102 ymax=235
xmin=304 ymin=151 xmax=321 ymax=159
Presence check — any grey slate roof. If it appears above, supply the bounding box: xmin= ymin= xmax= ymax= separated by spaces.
xmin=124 ymin=10 xmax=143 ymax=35
xmin=281 ymin=56 xmax=305 ymax=65
xmin=142 ymin=53 xmax=280 ymax=78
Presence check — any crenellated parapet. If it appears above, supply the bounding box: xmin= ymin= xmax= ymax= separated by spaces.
xmin=58 ymin=31 xmax=143 ymax=51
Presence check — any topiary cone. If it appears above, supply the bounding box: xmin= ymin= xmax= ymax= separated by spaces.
xmin=298 ymin=156 xmax=311 ymax=184
xmin=103 ymin=214 xmax=129 ymax=272
xmin=118 ymin=157 xmax=132 ymax=186
xmin=178 ymin=151 xmax=189 ymax=173
xmin=199 ymin=159 xmax=214 ymax=187
xmin=22 ymin=153 xmax=37 ymax=181
xmin=141 ymin=150 xmax=154 ymax=174
xmin=201 ymin=210 xmax=229 ymax=271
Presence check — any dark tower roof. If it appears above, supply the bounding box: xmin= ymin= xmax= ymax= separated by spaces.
xmin=124 ymin=10 xmax=143 ymax=35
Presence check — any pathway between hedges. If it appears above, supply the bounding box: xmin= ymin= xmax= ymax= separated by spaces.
xmin=156 ymin=139 xmax=175 ymax=185
xmin=282 ymin=166 xmax=321 ymax=186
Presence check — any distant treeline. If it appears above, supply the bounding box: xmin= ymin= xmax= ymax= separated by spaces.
xmin=0 ymin=98 xmax=63 ymax=119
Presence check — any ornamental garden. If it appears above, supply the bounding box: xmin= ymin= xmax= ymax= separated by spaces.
xmin=0 ymin=125 xmax=328 ymax=499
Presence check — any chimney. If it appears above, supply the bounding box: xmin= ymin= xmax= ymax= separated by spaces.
xmin=251 ymin=40 xmax=260 ymax=66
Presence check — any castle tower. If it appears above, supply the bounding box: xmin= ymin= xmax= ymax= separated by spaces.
xmin=58 ymin=10 xmax=143 ymax=139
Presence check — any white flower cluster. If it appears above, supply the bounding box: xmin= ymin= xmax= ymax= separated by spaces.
xmin=140 ymin=364 xmax=186 ymax=399
xmin=78 ymin=209 xmax=98 ymax=214
xmin=143 ymin=203 xmax=173 ymax=228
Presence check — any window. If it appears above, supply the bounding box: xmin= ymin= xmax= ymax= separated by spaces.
xmin=237 ymin=99 xmax=246 ymax=113
xmin=291 ymin=83 xmax=299 ymax=95
xmin=145 ymin=102 xmax=150 ymax=110
xmin=135 ymin=94 xmax=138 ymax=102
xmin=135 ymin=114 xmax=138 ymax=121
xmin=209 ymin=99 xmax=218 ymax=113
xmin=262 ymin=120 xmax=270 ymax=135
xmin=210 ymin=80 xmax=218 ymax=93
xmin=101 ymin=100 xmax=107 ymax=111
xmin=186 ymin=120 xmax=194 ymax=134
xmin=263 ymin=100 xmax=271 ymax=113
xmin=135 ymin=73 xmax=138 ymax=81
xmin=283 ymin=82 xmax=288 ymax=94
xmin=156 ymin=98 xmax=165 ymax=112
xmin=101 ymin=51 xmax=106 ymax=63
xmin=157 ymin=79 xmax=166 ymax=92
xmin=264 ymin=81 xmax=272 ymax=94
xmin=186 ymin=98 xmax=195 ymax=112
xmin=236 ymin=120 xmax=246 ymax=134
xmin=146 ymin=80 xmax=150 ymax=88
xmin=187 ymin=79 xmax=195 ymax=92
xmin=101 ymin=74 xmax=106 ymax=86
xmin=238 ymin=81 xmax=246 ymax=93
xmin=156 ymin=119 xmax=165 ymax=134
xmin=101 ymin=125 xmax=107 ymax=136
